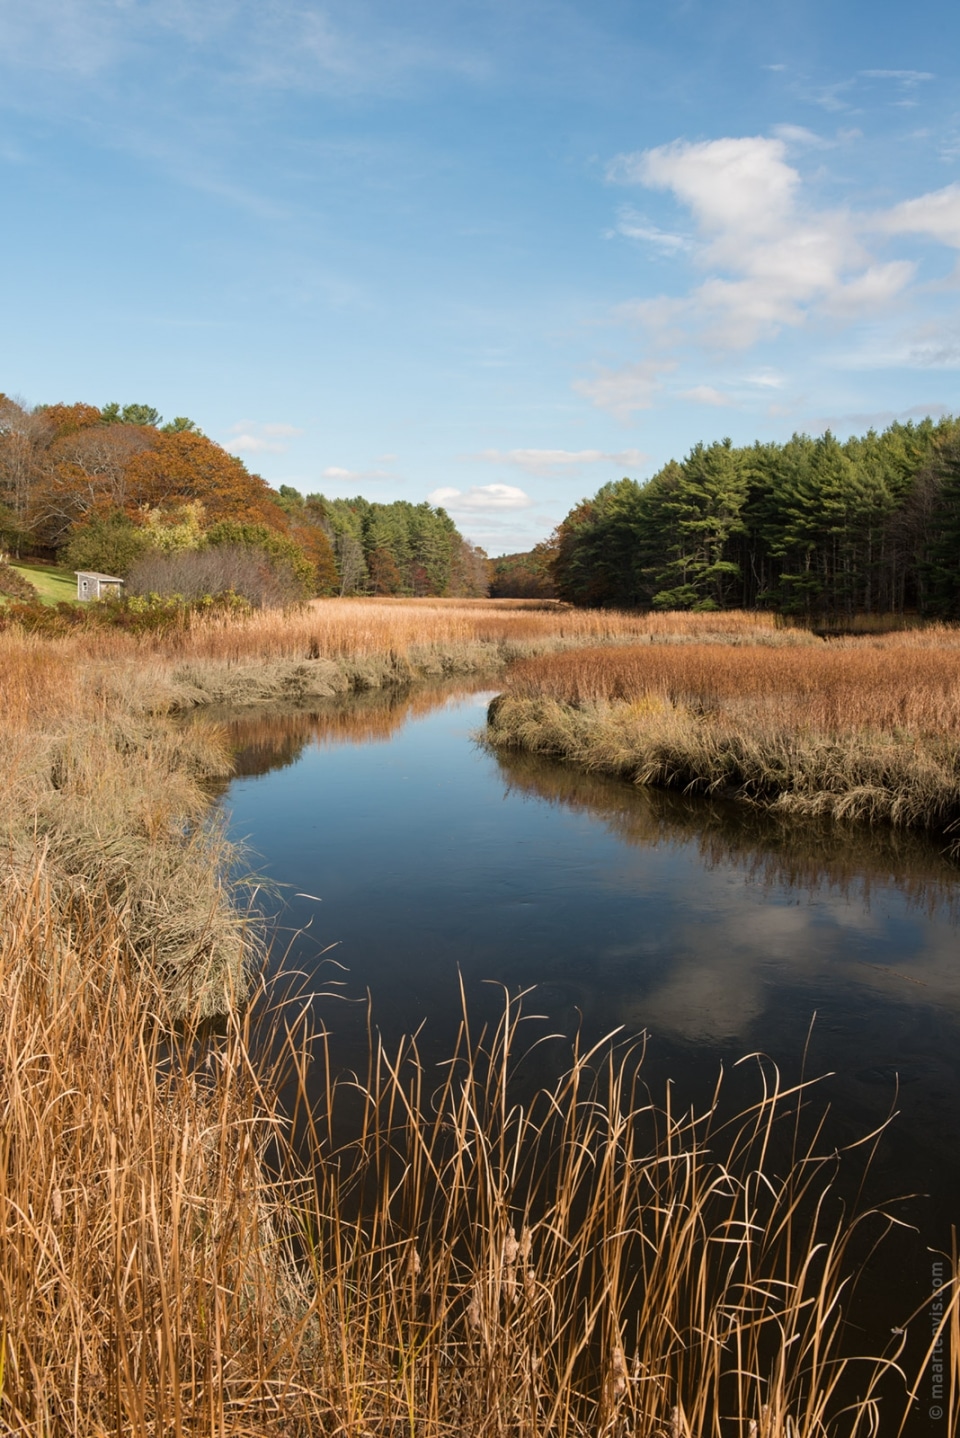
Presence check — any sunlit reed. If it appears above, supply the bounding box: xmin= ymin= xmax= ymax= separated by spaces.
xmin=3 ymin=863 xmax=952 ymax=1435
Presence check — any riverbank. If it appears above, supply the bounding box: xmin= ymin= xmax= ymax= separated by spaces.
xmin=486 ymin=631 xmax=960 ymax=848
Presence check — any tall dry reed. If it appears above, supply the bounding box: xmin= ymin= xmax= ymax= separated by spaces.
xmin=3 ymin=860 xmax=952 ymax=1436
xmin=506 ymin=642 xmax=960 ymax=738
xmin=6 ymin=600 xmax=790 ymax=667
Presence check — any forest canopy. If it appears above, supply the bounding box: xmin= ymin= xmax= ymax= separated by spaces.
xmin=544 ymin=415 xmax=960 ymax=618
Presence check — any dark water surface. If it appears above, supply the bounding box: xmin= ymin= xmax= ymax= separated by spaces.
xmin=217 ymin=682 xmax=960 ymax=1397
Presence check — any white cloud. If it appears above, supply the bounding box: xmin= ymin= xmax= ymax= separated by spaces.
xmin=611 ymin=136 xmax=799 ymax=236
xmin=612 ymin=208 xmax=690 ymax=254
xmin=678 ymin=385 xmax=731 ymax=406
xmin=225 ymin=433 xmax=274 ymax=454
xmin=882 ymin=183 xmax=960 ymax=249
xmin=262 ymin=422 xmax=303 ymax=438
xmin=478 ymin=448 xmax=648 ymax=474
xmin=428 ymin=483 xmax=532 ymax=512
xmin=824 ymin=260 xmax=917 ymax=313
xmin=607 ymin=135 xmax=918 ymax=351
xmin=574 ymin=360 xmax=675 ymax=420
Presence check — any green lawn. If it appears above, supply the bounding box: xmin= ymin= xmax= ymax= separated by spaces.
xmin=10 ymin=563 xmax=78 ymax=605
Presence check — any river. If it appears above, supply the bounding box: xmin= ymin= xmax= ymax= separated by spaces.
xmin=216 ymin=680 xmax=960 ymax=1400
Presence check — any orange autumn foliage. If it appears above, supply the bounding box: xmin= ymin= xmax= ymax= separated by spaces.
xmin=123 ymin=431 xmax=289 ymax=530
xmin=38 ymin=402 xmax=104 ymax=439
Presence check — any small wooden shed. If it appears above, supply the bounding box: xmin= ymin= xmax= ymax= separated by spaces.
xmin=76 ymin=571 xmax=125 ymax=601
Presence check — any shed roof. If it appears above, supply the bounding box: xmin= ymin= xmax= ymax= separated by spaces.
xmin=75 ymin=571 xmax=125 ymax=582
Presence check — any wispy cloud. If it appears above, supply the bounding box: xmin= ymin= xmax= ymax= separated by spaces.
xmin=223 ymin=420 xmax=304 ymax=455
xmin=808 ymin=402 xmax=950 ymax=432
xmin=860 ymin=69 xmax=934 ymax=85
xmin=809 ymin=79 xmax=857 ymax=113
xmin=611 ymin=208 xmax=690 ymax=254
xmin=0 ymin=0 xmax=488 ymax=99
xmin=478 ymin=448 xmax=648 ymax=474
xmin=428 ymin=483 xmax=532 ymax=512
xmin=677 ymin=385 xmax=731 ymax=406
xmin=770 ymin=124 xmax=833 ymax=150
xmin=831 ymin=321 xmax=960 ymax=370
xmin=573 ymin=360 xmax=676 ymax=421
xmin=322 ymin=465 xmax=394 ymax=483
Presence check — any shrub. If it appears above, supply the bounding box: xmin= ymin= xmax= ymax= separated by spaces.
xmin=61 ymin=510 xmax=154 ymax=577
xmin=127 ymin=543 xmax=309 ymax=608
xmin=0 ymin=560 xmax=40 ymax=602
xmin=0 ymin=591 xmax=250 ymax=637
xmin=204 ymin=520 xmax=314 ymax=595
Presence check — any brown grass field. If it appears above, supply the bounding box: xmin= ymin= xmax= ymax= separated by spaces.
xmin=3 ymin=599 xmax=960 ymax=1433
xmin=12 ymin=597 xmax=787 ymax=664
xmin=488 ymin=629 xmax=960 ymax=843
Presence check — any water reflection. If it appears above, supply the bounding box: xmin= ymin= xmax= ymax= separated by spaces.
xmin=497 ymin=746 xmax=960 ymax=919
xmin=495 ymin=747 xmax=960 ymax=1042
xmin=204 ymin=679 xmax=491 ymax=780
xmin=215 ymin=685 xmax=960 ymax=1056
xmin=218 ymin=685 xmax=960 ymax=1354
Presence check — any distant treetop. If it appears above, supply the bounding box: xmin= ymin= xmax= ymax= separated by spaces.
xmin=101 ymin=402 xmax=162 ymax=428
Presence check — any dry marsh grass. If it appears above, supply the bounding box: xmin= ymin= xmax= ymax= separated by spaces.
xmin=3 ymin=863 xmax=954 ymax=1437
xmin=488 ymin=637 xmax=960 ymax=842
xmin=505 ymin=641 xmax=960 ymax=738
xmin=0 ymin=636 xmax=249 ymax=1016
xmin=3 ymin=605 xmax=800 ymax=725
xmin=36 ymin=599 xmax=787 ymax=662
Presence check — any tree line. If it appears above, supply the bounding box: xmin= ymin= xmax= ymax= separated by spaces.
xmin=545 ymin=416 xmax=960 ymax=618
xmin=276 ymin=487 xmax=489 ymax=598
xmin=0 ymin=397 xmax=488 ymax=602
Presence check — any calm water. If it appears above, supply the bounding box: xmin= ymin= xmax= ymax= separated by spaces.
xmin=216 ymin=682 xmax=960 ymax=1390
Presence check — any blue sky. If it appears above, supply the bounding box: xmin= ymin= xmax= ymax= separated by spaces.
xmin=2 ymin=0 xmax=959 ymax=554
